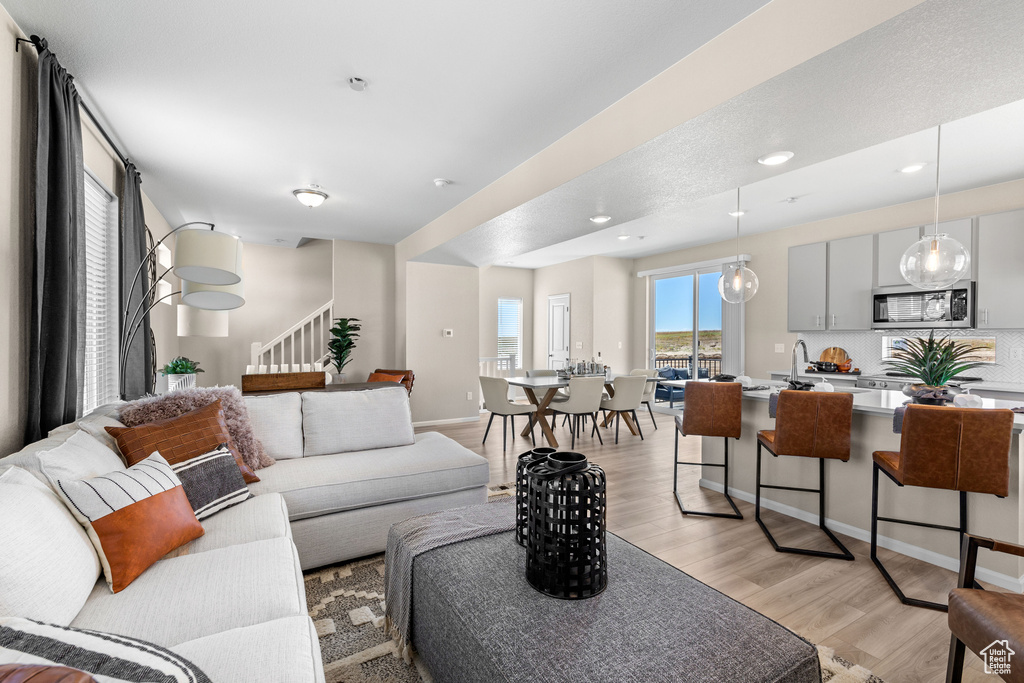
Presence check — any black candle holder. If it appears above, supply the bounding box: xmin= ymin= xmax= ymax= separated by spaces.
xmin=516 ymin=448 xmax=555 ymax=546
xmin=524 ymin=452 xmax=607 ymax=599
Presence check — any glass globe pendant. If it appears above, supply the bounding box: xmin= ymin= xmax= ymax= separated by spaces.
xmin=900 ymin=125 xmax=971 ymax=290
xmin=719 ymin=187 xmax=759 ymax=304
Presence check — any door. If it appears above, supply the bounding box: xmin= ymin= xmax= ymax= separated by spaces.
xmin=788 ymin=242 xmax=827 ymax=331
xmin=827 ymin=234 xmax=873 ymax=330
xmin=547 ymin=294 xmax=570 ymax=369
xmin=650 ymin=270 xmax=723 ymax=378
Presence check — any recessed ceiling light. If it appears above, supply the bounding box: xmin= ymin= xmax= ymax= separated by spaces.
xmin=348 ymin=77 xmax=367 ymax=92
xmin=433 ymin=178 xmax=452 ymax=188
xmin=728 ymin=210 xmax=746 ymax=217
xmin=503 ymin=261 xmax=514 ymax=265
xmin=899 ymin=163 xmax=927 ymax=174
xmin=757 ymin=151 xmax=794 ymax=166
xmin=293 ymin=187 xmax=328 ymax=208
xmin=590 ymin=215 xmax=612 ymax=224
xmin=617 ymin=235 xmax=630 ymax=241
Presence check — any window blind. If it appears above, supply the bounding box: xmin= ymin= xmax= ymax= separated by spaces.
xmin=497 ymin=298 xmax=522 ymax=370
xmin=82 ymin=171 xmax=120 ymax=413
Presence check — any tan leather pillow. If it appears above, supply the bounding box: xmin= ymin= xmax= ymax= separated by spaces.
xmin=368 ymin=372 xmax=405 ymax=384
xmin=106 ymin=400 xmax=258 ymax=483
xmin=0 ymin=664 xmax=98 ymax=682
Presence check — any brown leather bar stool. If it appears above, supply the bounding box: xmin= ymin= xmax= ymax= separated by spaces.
xmin=946 ymin=534 xmax=1024 ymax=683
xmin=872 ymin=405 xmax=1013 ymax=612
xmin=674 ymin=381 xmax=743 ymax=519
xmin=756 ymin=390 xmax=855 ymax=560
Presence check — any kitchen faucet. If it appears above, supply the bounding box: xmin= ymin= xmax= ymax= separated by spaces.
xmin=790 ymin=340 xmax=810 ymax=384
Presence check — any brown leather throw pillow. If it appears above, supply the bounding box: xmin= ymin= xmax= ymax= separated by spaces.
xmin=0 ymin=664 xmax=98 ymax=683
xmin=106 ymin=400 xmax=258 ymax=483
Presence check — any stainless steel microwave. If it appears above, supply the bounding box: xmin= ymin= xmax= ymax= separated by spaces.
xmin=871 ymin=282 xmax=974 ymax=329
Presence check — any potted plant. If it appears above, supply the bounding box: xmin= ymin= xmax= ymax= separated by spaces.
xmin=162 ymin=356 xmax=204 ymax=392
xmin=327 ymin=318 xmax=361 ymax=383
xmin=883 ymin=332 xmax=983 ymax=405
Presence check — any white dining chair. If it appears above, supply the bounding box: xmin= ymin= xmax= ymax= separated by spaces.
xmin=630 ymin=368 xmax=659 ymax=429
xmin=549 ymin=377 xmax=606 ymax=449
xmin=480 ymin=376 xmax=536 ymax=452
xmin=601 ymin=375 xmax=648 ymax=443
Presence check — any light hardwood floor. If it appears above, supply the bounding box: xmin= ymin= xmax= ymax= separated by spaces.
xmin=417 ymin=410 xmax=1001 ymax=683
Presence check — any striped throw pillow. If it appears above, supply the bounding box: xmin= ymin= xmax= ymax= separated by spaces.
xmin=170 ymin=444 xmax=251 ymax=520
xmin=53 ymin=453 xmax=204 ymax=593
xmin=0 ymin=617 xmax=210 ymax=683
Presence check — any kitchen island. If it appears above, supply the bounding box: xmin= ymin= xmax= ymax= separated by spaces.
xmin=696 ymin=382 xmax=1023 ymax=590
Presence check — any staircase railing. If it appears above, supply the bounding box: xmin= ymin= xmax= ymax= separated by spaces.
xmin=250 ymin=301 xmax=334 ymax=372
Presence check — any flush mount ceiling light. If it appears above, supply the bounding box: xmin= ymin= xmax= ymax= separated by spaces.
xmin=757 ymin=151 xmax=794 ymax=166
xmin=899 ymin=163 xmax=927 ymax=174
xmin=719 ymin=187 xmax=759 ymax=304
xmin=293 ymin=186 xmax=328 ymax=208
xmin=348 ymin=77 xmax=367 ymax=92
xmin=728 ymin=210 xmax=745 ymax=217
xmin=433 ymin=178 xmax=452 ymax=188
xmin=590 ymin=215 xmax=612 ymax=224
xmin=900 ymin=125 xmax=970 ymax=290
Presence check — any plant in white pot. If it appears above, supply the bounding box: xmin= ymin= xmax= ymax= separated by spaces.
xmin=327 ymin=318 xmax=361 ymax=384
xmin=883 ymin=332 xmax=983 ymax=405
xmin=162 ymin=356 xmax=204 ymax=392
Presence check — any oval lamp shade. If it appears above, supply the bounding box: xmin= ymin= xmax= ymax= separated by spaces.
xmin=180 ymin=278 xmax=245 ymax=310
xmin=718 ymin=262 xmax=759 ymax=304
xmin=899 ymin=233 xmax=970 ymax=290
xmin=177 ymin=305 xmax=229 ymax=337
xmin=174 ymin=229 xmax=243 ymax=285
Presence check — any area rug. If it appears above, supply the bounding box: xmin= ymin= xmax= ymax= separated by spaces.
xmin=303 ymin=485 xmax=885 ymax=683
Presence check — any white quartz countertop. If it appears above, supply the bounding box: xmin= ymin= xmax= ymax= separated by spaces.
xmin=768 ymin=370 xmax=863 ymax=380
xmin=768 ymin=370 xmax=1024 ymax=395
xmin=745 ymin=380 xmax=1024 ymax=433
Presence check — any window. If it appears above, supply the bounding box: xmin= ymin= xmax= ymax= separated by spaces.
xmin=651 ymin=270 xmax=725 ymax=377
xmin=497 ymin=298 xmax=523 ymax=370
xmin=82 ymin=170 xmax=120 ymax=413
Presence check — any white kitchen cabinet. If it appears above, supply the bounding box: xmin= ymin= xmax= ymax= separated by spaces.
xmin=788 ymin=242 xmax=827 ymax=332
xmin=876 ymin=226 xmax=921 ymax=287
xmin=976 ymin=209 xmax=1024 ymax=329
xmin=827 ymin=234 xmax=873 ymax=330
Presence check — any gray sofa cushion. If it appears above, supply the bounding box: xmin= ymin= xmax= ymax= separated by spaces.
xmin=244 ymin=392 xmax=304 ymax=459
xmin=247 ymin=432 xmax=489 ymax=521
xmin=301 ymin=387 xmax=415 ymax=456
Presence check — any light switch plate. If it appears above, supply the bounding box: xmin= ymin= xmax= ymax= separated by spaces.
xmin=466 ymin=391 xmax=473 ymax=400
xmin=575 ymin=341 xmax=583 ymax=349
xmin=1011 ymin=347 xmax=1024 ymax=361
xmin=775 ymin=344 xmax=785 ymax=353
xmin=617 ymin=341 xmax=623 ymax=349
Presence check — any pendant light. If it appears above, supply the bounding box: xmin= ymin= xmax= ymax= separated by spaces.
xmin=718 ymin=188 xmax=759 ymax=304
xmin=899 ymin=125 xmax=970 ymax=290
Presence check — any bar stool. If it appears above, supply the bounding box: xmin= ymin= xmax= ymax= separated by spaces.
xmin=871 ymin=405 xmax=1013 ymax=612
xmin=756 ymin=390 xmax=854 ymax=560
xmin=674 ymin=381 xmax=743 ymax=519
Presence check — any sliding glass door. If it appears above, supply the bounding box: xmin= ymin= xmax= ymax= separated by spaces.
xmin=651 ymin=269 xmax=723 ymax=378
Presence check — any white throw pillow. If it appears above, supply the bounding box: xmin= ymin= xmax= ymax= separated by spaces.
xmin=0 ymin=467 xmax=101 ymax=624
xmin=301 ymin=387 xmax=415 ymax=457
xmin=245 ymin=392 xmax=304 ymax=459
xmin=38 ymin=429 xmax=126 ymax=486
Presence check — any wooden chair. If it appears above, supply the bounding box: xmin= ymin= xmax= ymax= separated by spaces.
xmin=372 ymin=368 xmax=414 ymax=394
xmin=872 ymin=405 xmax=1014 ymax=611
xmin=674 ymin=381 xmax=743 ymax=519
xmin=756 ymin=390 xmax=855 ymax=560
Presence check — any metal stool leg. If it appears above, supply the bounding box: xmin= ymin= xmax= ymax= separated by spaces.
xmin=755 ymin=441 xmax=853 ymax=560
xmin=945 ymin=634 xmax=966 ymax=683
xmin=871 ymin=462 xmax=962 ymax=611
xmin=674 ymin=435 xmax=742 ymax=519
xmin=501 ymin=415 xmax=507 ymax=452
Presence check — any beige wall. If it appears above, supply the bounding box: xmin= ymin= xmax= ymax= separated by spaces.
xmin=180 ymin=239 xmax=333 ymax=388
xmin=632 ymin=178 xmax=1024 ymax=379
xmin=332 ymin=239 xmax=396 ymax=380
xmin=406 ymin=262 xmax=480 ymax=423
xmin=532 ymin=257 xmax=594 ymax=369
xmin=478 ymin=266 xmax=533 ymax=370
xmin=592 ymin=256 xmax=634 ymax=373
xmin=0 ymin=6 xmax=33 ymax=455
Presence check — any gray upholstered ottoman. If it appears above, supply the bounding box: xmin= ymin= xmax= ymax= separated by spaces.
xmin=412 ymin=532 xmax=820 ymax=682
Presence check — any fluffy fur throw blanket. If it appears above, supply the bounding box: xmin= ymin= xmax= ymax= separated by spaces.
xmin=118 ymin=386 xmax=274 ymax=470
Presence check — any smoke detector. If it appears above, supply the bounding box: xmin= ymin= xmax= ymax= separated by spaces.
xmin=348 ymin=77 xmax=367 ymax=92
xmin=433 ymin=178 xmax=452 ymax=188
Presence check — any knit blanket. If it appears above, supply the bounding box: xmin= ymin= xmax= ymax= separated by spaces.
xmin=384 ymin=498 xmax=516 ymax=661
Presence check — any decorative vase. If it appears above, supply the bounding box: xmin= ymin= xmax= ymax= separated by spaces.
xmin=166 ymin=373 xmax=196 ymax=392
xmin=330 ymin=372 xmax=346 ymax=384
xmin=515 ymin=447 xmax=556 ymax=547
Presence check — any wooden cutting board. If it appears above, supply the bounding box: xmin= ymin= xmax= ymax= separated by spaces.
xmin=819 ymin=347 xmax=850 ymax=364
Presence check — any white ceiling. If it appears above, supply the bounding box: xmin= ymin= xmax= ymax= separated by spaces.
xmin=1 ymin=0 xmax=771 ymax=246
xmin=414 ymin=0 xmax=1024 ymax=268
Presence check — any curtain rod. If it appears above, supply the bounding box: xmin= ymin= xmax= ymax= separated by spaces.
xmin=17 ymin=34 xmax=130 ymax=168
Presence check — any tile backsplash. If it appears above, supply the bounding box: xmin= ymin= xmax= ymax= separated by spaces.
xmin=798 ymin=329 xmax=1024 ymax=384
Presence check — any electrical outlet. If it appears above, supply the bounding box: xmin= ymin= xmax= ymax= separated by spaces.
xmin=775 ymin=344 xmax=785 ymax=353
xmin=575 ymin=341 xmax=583 ymax=349
xmin=466 ymin=391 xmax=473 ymax=400
xmin=618 ymin=341 xmax=623 ymax=349
xmin=1011 ymin=347 xmax=1024 ymax=361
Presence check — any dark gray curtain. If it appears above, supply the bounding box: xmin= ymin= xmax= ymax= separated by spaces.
xmin=120 ymin=162 xmax=152 ymax=399
xmin=26 ymin=36 xmax=85 ymax=443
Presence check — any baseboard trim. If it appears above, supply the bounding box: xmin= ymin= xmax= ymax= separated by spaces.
xmin=413 ymin=416 xmax=480 ymax=427
xmin=698 ymin=477 xmax=1024 ymax=593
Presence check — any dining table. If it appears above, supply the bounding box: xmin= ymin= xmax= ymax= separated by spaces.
xmin=505 ymin=375 xmax=658 ymax=449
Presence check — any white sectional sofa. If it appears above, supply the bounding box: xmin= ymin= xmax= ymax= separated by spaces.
xmin=0 ymin=385 xmax=489 ymax=682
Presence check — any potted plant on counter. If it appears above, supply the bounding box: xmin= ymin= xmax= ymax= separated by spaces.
xmin=162 ymin=356 xmax=204 ymax=392
xmin=883 ymin=332 xmax=983 ymax=405
xmin=327 ymin=317 xmax=361 ymax=384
